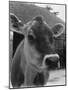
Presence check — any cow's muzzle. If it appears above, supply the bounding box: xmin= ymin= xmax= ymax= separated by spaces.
xmin=40 ymin=54 xmax=59 ymax=69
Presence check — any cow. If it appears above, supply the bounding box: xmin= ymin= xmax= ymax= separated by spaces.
xmin=9 ymin=13 xmax=64 ymax=88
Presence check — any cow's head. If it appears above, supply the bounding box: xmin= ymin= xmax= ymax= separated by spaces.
xmin=10 ymin=14 xmax=64 ymax=70
xmin=22 ymin=16 xmax=64 ymax=70
xmin=9 ymin=13 xmax=23 ymax=32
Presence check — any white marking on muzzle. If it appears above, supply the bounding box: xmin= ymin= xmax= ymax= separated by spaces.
xmin=40 ymin=54 xmax=59 ymax=69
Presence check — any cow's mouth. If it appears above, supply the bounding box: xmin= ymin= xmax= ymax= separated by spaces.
xmin=35 ymin=54 xmax=59 ymax=70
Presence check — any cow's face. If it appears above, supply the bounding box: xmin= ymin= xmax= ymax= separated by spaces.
xmin=27 ymin=17 xmax=54 ymax=55
xmin=22 ymin=16 xmax=64 ymax=69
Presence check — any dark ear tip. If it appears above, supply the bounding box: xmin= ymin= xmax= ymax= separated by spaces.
xmin=33 ymin=15 xmax=44 ymax=24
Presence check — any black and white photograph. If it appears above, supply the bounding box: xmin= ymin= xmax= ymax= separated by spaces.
xmin=9 ymin=1 xmax=66 ymax=89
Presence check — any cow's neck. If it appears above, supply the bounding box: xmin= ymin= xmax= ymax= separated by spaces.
xmin=23 ymin=38 xmax=47 ymax=73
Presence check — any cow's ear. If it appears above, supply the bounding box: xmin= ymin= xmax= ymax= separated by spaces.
xmin=22 ymin=21 xmax=33 ymax=36
xmin=22 ymin=16 xmax=44 ymax=36
xmin=52 ymin=23 xmax=65 ymax=38
xmin=9 ymin=13 xmax=23 ymax=33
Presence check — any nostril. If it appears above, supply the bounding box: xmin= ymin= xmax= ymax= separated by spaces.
xmin=45 ymin=58 xmax=59 ymax=69
xmin=46 ymin=58 xmax=52 ymax=65
xmin=45 ymin=58 xmax=58 ymax=65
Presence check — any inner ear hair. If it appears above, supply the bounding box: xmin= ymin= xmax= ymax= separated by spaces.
xmin=52 ymin=23 xmax=65 ymax=37
xmin=10 ymin=13 xmax=21 ymax=23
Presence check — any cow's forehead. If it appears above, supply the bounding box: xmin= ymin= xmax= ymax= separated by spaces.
xmin=23 ymin=19 xmax=53 ymax=37
xmin=30 ymin=20 xmax=53 ymax=36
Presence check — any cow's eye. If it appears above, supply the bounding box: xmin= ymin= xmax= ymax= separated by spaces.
xmin=28 ymin=34 xmax=35 ymax=41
